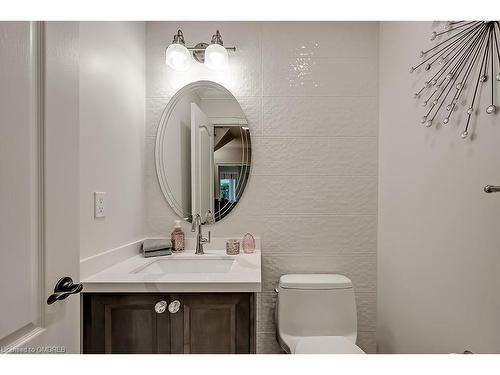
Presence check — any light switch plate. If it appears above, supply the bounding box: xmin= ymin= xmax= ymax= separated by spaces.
xmin=94 ymin=192 xmax=106 ymax=218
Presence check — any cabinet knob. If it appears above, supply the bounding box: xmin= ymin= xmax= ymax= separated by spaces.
xmin=168 ymin=300 xmax=181 ymax=313
xmin=155 ymin=300 xmax=167 ymax=314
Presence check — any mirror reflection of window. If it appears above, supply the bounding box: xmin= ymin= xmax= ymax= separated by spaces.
xmin=220 ymin=179 xmax=236 ymax=202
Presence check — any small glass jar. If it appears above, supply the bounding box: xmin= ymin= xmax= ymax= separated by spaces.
xmin=226 ymin=239 xmax=240 ymax=255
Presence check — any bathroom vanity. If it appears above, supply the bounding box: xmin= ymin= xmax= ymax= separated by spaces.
xmin=81 ymin=80 xmax=260 ymax=354
xmin=81 ymin=245 xmax=261 ymax=354
xmin=83 ymin=292 xmax=254 ymax=354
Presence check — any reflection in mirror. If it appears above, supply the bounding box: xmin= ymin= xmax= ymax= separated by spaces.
xmin=155 ymin=81 xmax=251 ymax=223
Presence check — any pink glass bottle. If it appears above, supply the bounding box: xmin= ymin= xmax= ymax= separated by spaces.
xmin=242 ymin=233 xmax=256 ymax=254
xmin=171 ymin=220 xmax=185 ymax=252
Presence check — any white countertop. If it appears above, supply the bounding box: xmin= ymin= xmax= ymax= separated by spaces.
xmin=81 ymin=245 xmax=261 ymax=293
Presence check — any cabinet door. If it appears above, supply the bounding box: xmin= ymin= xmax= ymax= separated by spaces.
xmin=83 ymin=294 xmax=171 ymax=354
xmin=169 ymin=293 xmax=254 ymax=354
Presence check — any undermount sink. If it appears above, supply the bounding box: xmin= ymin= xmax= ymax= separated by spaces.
xmin=131 ymin=256 xmax=235 ymax=274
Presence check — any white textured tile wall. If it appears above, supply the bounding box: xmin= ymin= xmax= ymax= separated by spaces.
xmin=145 ymin=22 xmax=378 ymax=354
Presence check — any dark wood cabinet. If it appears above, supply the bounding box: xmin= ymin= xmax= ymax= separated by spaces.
xmin=83 ymin=293 xmax=255 ymax=354
xmin=82 ymin=294 xmax=171 ymax=354
xmin=169 ymin=293 xmax=253 ymax=354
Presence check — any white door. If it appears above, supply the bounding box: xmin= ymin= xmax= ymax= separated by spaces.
xmin=0 ymin=22 xmax=80 ymax=354
xmin=191 ymin=103 xmax=215 ymax=222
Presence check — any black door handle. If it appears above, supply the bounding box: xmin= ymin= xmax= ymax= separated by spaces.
xmin=47 ymin=276 xmax=83 ymax=305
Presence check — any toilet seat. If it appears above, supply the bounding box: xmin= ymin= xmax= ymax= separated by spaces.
xmin=293 ymin=336 xmax=365 ymax=354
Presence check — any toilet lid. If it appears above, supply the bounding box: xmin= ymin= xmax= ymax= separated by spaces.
xmin=293 ymin=336 xmax=365 ymax=354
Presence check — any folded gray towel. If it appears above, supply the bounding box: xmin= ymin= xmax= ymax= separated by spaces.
xmin=142 ymin=239 xmax=172 ymax=253
xmin=143 ymin=248 xmax=172 ymax=258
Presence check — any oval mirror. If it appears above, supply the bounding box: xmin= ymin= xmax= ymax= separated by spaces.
xmin=155 ymin=81 xmax=251 ymax=223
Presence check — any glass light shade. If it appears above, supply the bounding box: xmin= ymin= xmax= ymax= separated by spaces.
xmin=204 ymin=43 xmax=228 ymax=71
xmin=165 ymin=43 xmax=191 ymax=71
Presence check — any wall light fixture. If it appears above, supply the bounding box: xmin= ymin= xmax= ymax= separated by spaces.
xmin=165 ymin=30 xmax=191 ymax=71
xmin=204 ymin=30 xmax=229 ymax=71
xmin=165 ymin=29 xmax=236 ymax=72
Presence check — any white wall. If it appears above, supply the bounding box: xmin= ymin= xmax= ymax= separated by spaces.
xmin=145 ymin=21 xmax=379 ymax=353
xmin=214 ymin=138 xmax=244 ymax=164
xmin=199 ymin=97 xmax=246 ymax=122
xmin=79 ymin=22 xmax=146 ymax=260
xmin=378 ymin=22 xmax=500 ymax=353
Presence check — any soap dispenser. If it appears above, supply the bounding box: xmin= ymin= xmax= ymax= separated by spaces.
xmin=171 ymin=220 xmax=185 ymax=252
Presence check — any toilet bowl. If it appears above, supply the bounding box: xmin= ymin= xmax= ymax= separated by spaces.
xmin=275 ymin=274 xmax=365 ymax=354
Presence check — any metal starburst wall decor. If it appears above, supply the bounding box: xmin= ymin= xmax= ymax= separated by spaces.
xmin=410 ymin=21 xmax=500 ymax=139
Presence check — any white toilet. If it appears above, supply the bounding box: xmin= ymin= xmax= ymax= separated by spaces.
xmin=275 ymin=274 xmax=365 ymax=354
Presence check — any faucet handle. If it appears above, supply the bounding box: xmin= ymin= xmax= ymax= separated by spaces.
xmin=205 ymin=210 xmax=214 ymax=225
xmin=191 ymin=213 xmax=201 ymax=232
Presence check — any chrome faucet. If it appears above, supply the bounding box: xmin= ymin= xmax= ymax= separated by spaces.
xmin=191 ymin=212 xmax=213 ymax=255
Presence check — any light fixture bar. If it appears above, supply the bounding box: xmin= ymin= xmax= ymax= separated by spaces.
xmin=187 ymin=46 xmax=236 ymax=51
xmin=165 ymin=29 xmax=236 ymax=69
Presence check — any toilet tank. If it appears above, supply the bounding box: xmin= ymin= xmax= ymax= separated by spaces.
xmin=276 ymin=274 xmax=358 ymax=342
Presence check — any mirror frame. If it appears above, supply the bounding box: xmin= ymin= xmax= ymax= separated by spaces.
xmin=155 ymin=80 xmax=252 ymax=222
